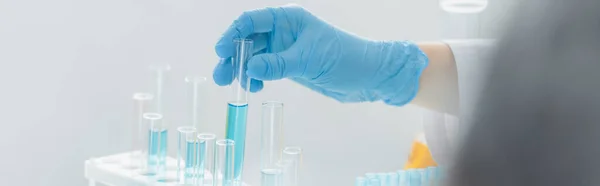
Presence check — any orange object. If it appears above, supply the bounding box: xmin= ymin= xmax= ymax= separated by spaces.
xmin=404 ymin=133 xmax=438 ymax=169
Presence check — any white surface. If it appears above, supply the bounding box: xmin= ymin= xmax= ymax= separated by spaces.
xmin=0 ymin=0 xmax=515 ymax=185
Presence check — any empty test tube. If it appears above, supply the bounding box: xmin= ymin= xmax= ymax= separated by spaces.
xmin=427 ymin=167 xmax=437 ymax=186
xmin=140 ymin=113 xmax=167 ymax=175
xmin=225 ymin=38 xmax=254 ymax=181
xmin=197 ymin=133 xmax=216 ymax=185
xmin=356 ymin=177 xmax=367 ymax=186
xmin=148 ymin=64 xmax=170 ymax=113
xmin=378 ymin=173 xmax=388 ymax=186
xmin=177 ymin=126 xmax=197 ymax=184
xmin=282 ymin=147 xmax=302 ymax=186
xmin=398 ymin=170 xmax=407 ymax=186
xmin=419 ymin=169 xmax=428 ymax=186
xmin=185 ymin=76 xmax=207 ymax=130
xmin=389 ymin=172 xmax=399 ymax=186
xmin=128 ymin=93 xmax=153 ymax=169
xmin=260 ymin=101 xmax=284 ymax=186
xmin=214 ymin=139 xmax=235 ymax=186
xmin=370 ymin=178 xmax=382 ymax=186
xmin=409 ymin=170 xmax=421 ymax=186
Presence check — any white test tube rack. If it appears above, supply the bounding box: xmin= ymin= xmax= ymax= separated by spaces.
xmin=84 ymin=151 xmax=251 ymax=186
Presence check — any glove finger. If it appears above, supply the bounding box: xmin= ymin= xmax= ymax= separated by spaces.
xmin=215 ymin=7 xmax=276 ymax=58
xmin=246 ymin=43 xmax=303 ymax=80
xmin=213 ymin=58 xmax=234 ymax=86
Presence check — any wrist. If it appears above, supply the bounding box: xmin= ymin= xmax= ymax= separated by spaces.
xmin=372 ymin=40 xmax=429 ymax=106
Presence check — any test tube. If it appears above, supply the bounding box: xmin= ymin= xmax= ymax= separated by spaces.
xmin=355 ymin=177 xmax=367 ymax=186
xmin=282 ymin=147 xmax=302 ymax=186
xmin=419 ymin=169 xmax=428 ymax=186
xmin=128 ymin=93 xmax=153 ymax=169
xmin=398 ymin=170 xmax=407 ymax=186
xmin=140 ymin=113 xmax=167 ymax=175
xmin=259 ymin=101 xmax=284 ymax=186
xmin=197 ymin=133 xmax=217 ymax=185
xmin=389 ymin=172 xmax=399 ymax=186
xmin=378 ymin=173 xmax=388 ymax=186
xmin=214 ymin=139 xmax=235 ymax=186
xmin=185 ymin=76 xmax=207 ymax=130
xmin=426 ymin=167 xmax=437 ymax=186
xmin=225 ymin=38 xmax=253 ymax=181
xmin=148 ymin=64 xmax=171 ymax=113
xmin=366 ymin=173 xmax=377 ymax=180
xmin=370 ymin=178 xmax=382 ymax=186
xmin=177 ymin=126 xmax=197 ymax=184
xmin=409 ymin=170 xmax=421 ymax=186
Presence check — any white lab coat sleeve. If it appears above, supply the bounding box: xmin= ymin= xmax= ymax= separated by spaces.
xmin=423 ymin=39 xmax=497 ymax=167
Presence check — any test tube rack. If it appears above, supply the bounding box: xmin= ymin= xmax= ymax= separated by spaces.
xmin=84 ymin=151 xmax=251 ymax=186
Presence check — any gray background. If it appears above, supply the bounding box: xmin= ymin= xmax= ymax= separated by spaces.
xmin=0 ymin=0 xmax=515 ymax=185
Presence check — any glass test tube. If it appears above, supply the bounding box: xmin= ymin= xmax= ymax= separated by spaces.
xmin=398 ymin=170 xmax=407 ymax=186
xmin=197 ymin=133 xmax=217 ymax=185
xmin=426 ymin=167 xmax=436 ymax=186
xmin=366 ymin=173 xmax=377 ymax=180
xmin=128 ymin=93 xmax=153 ymax=169
xmin=377 ymin=173 xmax=388 ymax=186
xmin=185 ymin=76 xmax=207 ymax=130
xmin=282 ymin=147 xmax=302 ymax=186
xmin=148 ymin=64 xmax=171 ymax=113
xmin=389 ymin=172 xmax=399 ymax=186
xmin=140 ymin=113 xmax=167 ymax=175
xmin=225 ymin=38 xmax=253 ymax=181
xmin=420 ymin=169 xmax=428 ymax=186
xmin=177 ymin=126 xmax=197 ymax=184
xmin=260 ymin=101 xmax=284 ymax=186
xmin=214 ymin=139 xmax=235 ymax=186
xmin=409 ymin=170 xmax=421 ymax=186
xmin=370 ymin=178 xmax=382 ymax=186
xmin=355 ymin=177 xmax=367 ymax=186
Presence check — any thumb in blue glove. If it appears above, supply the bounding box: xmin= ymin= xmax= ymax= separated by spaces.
xmin=214 ymin=4 xmax=428 ymax=106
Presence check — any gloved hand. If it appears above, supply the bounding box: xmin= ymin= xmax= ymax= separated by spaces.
xmin=214 ymin=4 xmax=428 ymax=106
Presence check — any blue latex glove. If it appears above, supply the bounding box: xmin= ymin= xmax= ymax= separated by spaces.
xmin=214 ymin=4 xmax=428 ymax=106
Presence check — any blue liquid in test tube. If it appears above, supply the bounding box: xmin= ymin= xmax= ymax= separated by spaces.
xmin=148 ymin=129 xmax=168 ymax=167
xmin=143 ymin=113 xmax=167 ymax=175
xmin=225 ymin=102 xmax=248 ymax=180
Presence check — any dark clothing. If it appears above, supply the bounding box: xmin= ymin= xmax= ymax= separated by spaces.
xmin=450 ymin=1 xmax=600 ymax=185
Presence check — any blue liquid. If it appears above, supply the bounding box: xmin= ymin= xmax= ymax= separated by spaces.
xmin=225 ymin=103 xmax=248 ymax=180
xmin=197 ymin=141 xmax=207 ymax=175
xmin=185 ymin=141 xmax=197 ymax=169
xmin=148 ymin=129 xmax=168 ymax=169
